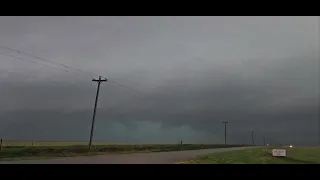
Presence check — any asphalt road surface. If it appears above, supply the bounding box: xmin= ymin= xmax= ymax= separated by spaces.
xmin=1 ymin=146 xmax=255 ymax=164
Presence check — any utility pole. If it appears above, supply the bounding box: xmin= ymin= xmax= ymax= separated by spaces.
xmin=88 ymin=76 xmax=107 ymax=150
xmin=263 ymin=136 xmax=266 ymax=146
xmin=251 ymin=131 xmax=255 ymax=146
xmin=0 ymin=139 xmax=3 ymax=151
xmin=319 ymin=111 xmax=320 ymax=146
xmin=222 ymin=121 xmax=228 ymax=145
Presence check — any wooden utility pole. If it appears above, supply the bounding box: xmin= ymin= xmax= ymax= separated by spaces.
xmin=251 ymin=131 xmax=255 ymax=145
xmin=222 ymin=121 xmax=228 ymax=145
xmin=0 ymin=139 xmax=3 ymax=151
xmin=263 ymin=136 xmax=266 ymax=146
xmin=88 ymin=76 xmax=107 ymax=150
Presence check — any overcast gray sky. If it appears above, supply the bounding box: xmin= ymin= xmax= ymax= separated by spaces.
xmin=0 ymin=16 xmax=319 ymax=145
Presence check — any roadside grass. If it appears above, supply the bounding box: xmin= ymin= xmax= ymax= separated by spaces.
xmin=0 ymin=140 xmax=249 ymax=161
xmin=179 ymin=146 xmax=320 ymax=164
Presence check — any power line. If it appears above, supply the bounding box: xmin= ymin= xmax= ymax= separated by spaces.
xmin=108 ymin=80 xmax=143 ymax=96
xmin=0 ymin=69 xmax=80 ymax=88
xmin=1 ymin=46 xmax=107 ymax=79
xmin=0 ymin=52 xmax=80 ymax=76
xmin=0 ymin=46 xmax=89 ymax=76
xmin=0 ymin=51 xmax=144 ymax=112
xmin=0 ymin=46 xmax=142 ymax=96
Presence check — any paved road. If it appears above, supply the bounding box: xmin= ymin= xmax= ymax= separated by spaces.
xmin=1 ymin=146 xmax=255 ymax=164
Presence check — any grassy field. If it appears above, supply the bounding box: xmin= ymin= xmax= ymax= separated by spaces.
xmin=0 ymin=140 xmax=248 ymax=161
xmin=178 ymin=146 xmax=320 ymax=164
xmin=1 ymin=140 xmax=125 ymax=147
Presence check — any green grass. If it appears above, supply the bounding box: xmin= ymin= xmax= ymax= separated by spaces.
xmin=0 ymin=140 xmax=249 ymax=161
xmin=179 ymin=146 xmax=320 ymax=164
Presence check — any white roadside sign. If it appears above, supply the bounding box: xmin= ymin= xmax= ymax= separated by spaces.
xmin=272 ymin=149 xmax=287 ymax=157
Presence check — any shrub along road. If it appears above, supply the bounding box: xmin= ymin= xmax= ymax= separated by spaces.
xmin=1 ymin=146 xmax=255 ymax=164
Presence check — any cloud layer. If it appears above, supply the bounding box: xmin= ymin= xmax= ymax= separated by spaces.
xmin=0 ymin=16 xmax=318 ymax=145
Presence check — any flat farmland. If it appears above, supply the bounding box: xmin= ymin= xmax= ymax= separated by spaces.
xmin=1 ymin=140 xmax=125 ymax=147
xmin=0 ymin=140 xmax=249 ymax=161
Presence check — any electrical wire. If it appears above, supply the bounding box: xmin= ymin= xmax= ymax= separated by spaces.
xmin=0 ymin=46 xmax=143 ymax=96
xmin=108 ymin=80 xmax=143 ymax=96
xmin=0 ymin=52 xmax=79 ymax=75
xmin=0 ymin=45 xmax=86 ymax=75
xmin=0 ymin=69 xmax=80 ymax=88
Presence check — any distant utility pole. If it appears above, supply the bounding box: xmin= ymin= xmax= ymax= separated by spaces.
xmin=88 ymin=76 xmax=107 ymax=150
xmin=263 ymin=136 xmax=266 ymax=146
xmin=319 ymin=113 xmax=320 ymax=146
xmin=222 ymin=121 xmax=228 ymax=145
xmin=251 ymin=131 xmax=255 ymax=146
xmin=0 ymin=139 xmax=3 ymax=151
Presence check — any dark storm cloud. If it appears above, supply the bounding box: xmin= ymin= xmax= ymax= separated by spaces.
xmin=0 ymin=16 xmax=318 ymax=145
